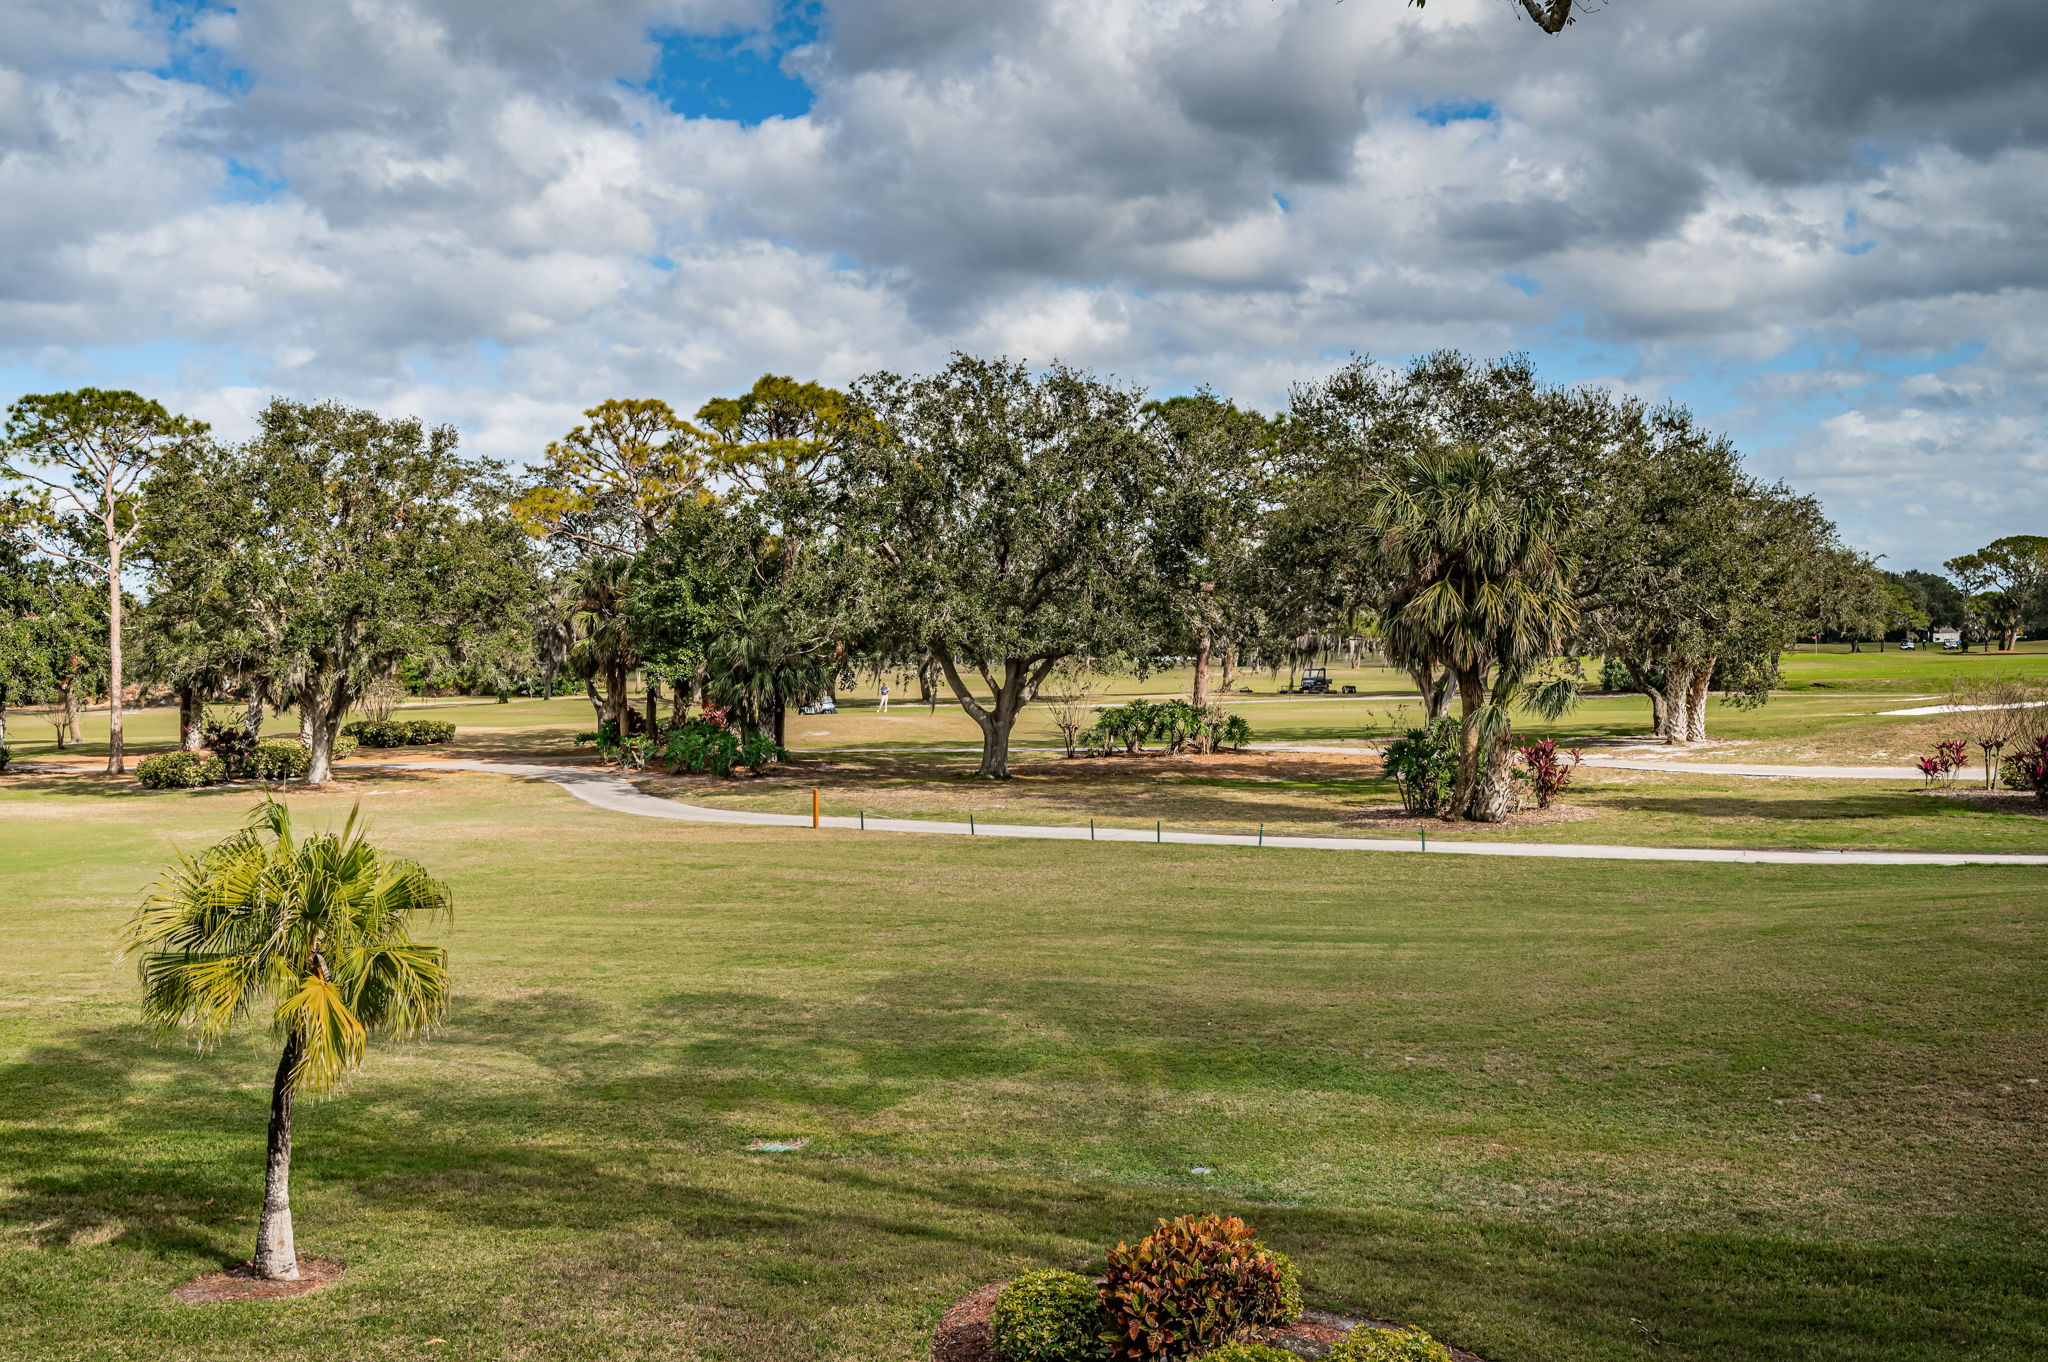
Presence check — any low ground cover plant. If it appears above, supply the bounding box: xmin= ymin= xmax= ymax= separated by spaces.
xmin=1326 ymin=1324 xmax=1453 ymax=1362
xmin=990 ymin=1269 xmax=1112 ymax=1362
xmin=1196 ymin=1345 xmax=1295 ymax=1361
xmin=2002 ymin=734 xmax=2048 ymax=799
xmin=343 ymin=718 xmax=457 ymax=747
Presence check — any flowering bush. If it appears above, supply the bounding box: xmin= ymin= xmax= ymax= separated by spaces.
xmin=1917 ymin=738 xmax=1969 ymax=788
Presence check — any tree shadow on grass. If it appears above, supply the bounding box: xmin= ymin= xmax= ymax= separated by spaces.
xmin=6 ymin=994 xmax=2044 ymax=1359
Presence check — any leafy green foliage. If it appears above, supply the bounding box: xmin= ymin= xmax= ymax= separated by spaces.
xmin=200 ymin=717 xmax=259 ymax=779
xmin=1196 ymin=1345 xmax=1298 ymax=1362
xmin=248 ymin=739 xmax=311 ymax=782
xmin=989 ymin=1269 xmax=1113 ymax=1362
xmin=0 ymin=744 xmax=9 ymax=772
xmin=1099 ymin=1214 xmax=1295 ymax=1359
xmin=1326 ymin=1325 xmax=1453 ymax=1362
xmin=343 ymin=719 xmax=456 ymax=747
xmin=1381 ymin=718 xmax=1461 ymax=816
xmin=1078 ymin=699 xmax=1251 ymax=757
xmin=660 ymin=716 xmax=779 ymax=776
xmin=135 ymin=750 xmax=225 ymax=789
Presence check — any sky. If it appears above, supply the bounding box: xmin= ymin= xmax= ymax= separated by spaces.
xmin=2 ymin=0 xmax=2043 ymax=571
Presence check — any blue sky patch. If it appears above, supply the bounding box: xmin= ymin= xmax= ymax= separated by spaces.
xmin=1419 ymin=99 xmax=1496 ymax=126
xmin=646 ymin=6 xmax=820 ymax=124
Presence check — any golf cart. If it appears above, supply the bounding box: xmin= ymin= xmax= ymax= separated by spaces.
xmin=798 ymin=695 xmax=838 ymax=715
xmin=1298 ymin=667 xmax=1332 ymax=694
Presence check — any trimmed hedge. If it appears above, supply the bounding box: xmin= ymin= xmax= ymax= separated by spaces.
xmin=990 ymin=1270 xmax=1112 ymax=1362
xmin=137 ymin=750 xmax=226 ymax=789
xmin=343 ymin=718 xmax=457 ymax=747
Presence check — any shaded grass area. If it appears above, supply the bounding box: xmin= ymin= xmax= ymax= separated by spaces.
xmin=644 ymin=751 xmax=2048 ymax=853
xmin=2 ymin=775 xmax=2045 ymax=1360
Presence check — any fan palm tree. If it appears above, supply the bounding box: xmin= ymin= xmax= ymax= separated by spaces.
xmin=705 ymin=596 xmax=835 ymax=750
xmin=120 ymin=800 xmax=451 ymax=1281
xmin=1371 ymin=444 xmax=1576 ymax=821
xmin=567 ymin=555 xmax=638 ymax=732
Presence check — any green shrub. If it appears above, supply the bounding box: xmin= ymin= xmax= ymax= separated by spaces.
xmin=345 ymin=718 xmax=457 ymax=747
xmin=1327 ymin=1325 xmax=1453 ymax=1362
xmin=1196 ymin=1345 xmax=1297 ymax=1362
xmin=1100 ymin=1214 xmax=1296 ymax=1359
xmin=1263 ymin=1252 xmax=1303 ymax=1325
xmin=136 ymin=750 xmax=226 ymax=789
xmin=248 ymin=739 xmax=311 ymax=782
xmin=331 ymin=734 xmax=360 ymax=760
xmin=990 ymin=1269 xmax=1113 ymax=1362
xmin=0 ymin=744 xmax=10 ymax=773
xmin=660 ymin=718 xmax=781 ymax=776
xmin=1381 ymin=717 xmax=1460 ymax=816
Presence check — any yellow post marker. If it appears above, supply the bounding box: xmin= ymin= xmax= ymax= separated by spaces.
xmin=812 ymin=788 xmax=820 ymax=828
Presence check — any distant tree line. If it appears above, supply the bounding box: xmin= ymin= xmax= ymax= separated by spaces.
xmin=4 ymin=354 xmax=2039 ymax=817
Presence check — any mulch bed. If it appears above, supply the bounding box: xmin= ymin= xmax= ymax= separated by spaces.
xmin=171 ymin=1257 xmax=345 ymax=1302
xmin=1912 ymin=788 xmax=2048 ymax=815
xmin=1348 ymin=802 xmax=1599 ymax=832
xmin=931 ymin=1282 xmax=1487 ymax=1362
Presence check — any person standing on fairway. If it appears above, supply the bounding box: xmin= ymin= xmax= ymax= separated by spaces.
xmin=878 ymin=681 xmax=891 ymax=712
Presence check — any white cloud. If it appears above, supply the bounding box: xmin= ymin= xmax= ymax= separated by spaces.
xmin=0 ymin=0 xmax=2043 ymax=565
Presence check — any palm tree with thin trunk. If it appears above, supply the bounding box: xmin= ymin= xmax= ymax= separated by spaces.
xmin=121 ymin=800 xmax=451 ymax=1281
xmin=1371 ymin=444 xmax=1576 ymax=821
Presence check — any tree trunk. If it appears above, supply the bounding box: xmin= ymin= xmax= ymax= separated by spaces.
xmin=0 ymin=682 xmax=8 ymax=748
xmin=584 ymin=677 xmax=604 ymax=723
xmin=772 ymin=701 xmax=786 ymax=751
xmin=105 ymin=541 xmax=126 ymax=775
xmin=178 ymin=686 xmax=204 ymax=751
xmin=58 ymin=677 xmax=77 ymax=748
xmin=1660 ymin=662 xmax=1696 ymax=747
xmin=1192 ymin=627 xmax=1212 ymax=709
xmin=1686 ymin=663 xmax=1713 ymax=744
xmin=255 ymin=1033 xmax=302 ymax=1281
xmin=1448 ymin=669 xmax=1486 ymax=819
xmin=644 ymin=677 xmax=659 ymax=736
xmin=937 ymin=652 xmax=1057 ymax=780
xmin=243 ymin=688 xmax=265 ymax=740
xmin=303 ymin=695 xmax=339 ymax=784
xmin=1219 ymin=641 xmax=1236 ymax=694
xmin=1466 ymin=729 xmax=1516 ymax=823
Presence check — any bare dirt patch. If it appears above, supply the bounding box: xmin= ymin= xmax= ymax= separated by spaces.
xmin=1349 ymin=801 xmax=1601 ymax=832
xmin=172 ymin=1257 xmax=345 ymax=1302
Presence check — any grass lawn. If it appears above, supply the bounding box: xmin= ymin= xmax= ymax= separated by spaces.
xmin=1 ymin=773 xmax=2044 ymax=1360
xmin=649 ymin=753 xmax=2048 ymax=854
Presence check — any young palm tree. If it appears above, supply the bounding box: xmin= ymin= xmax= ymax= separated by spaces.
xmin=121 ymin=800 xmax=451 ymax=1280
xmin=1372 ymin=444 xmax=1577 ymax=821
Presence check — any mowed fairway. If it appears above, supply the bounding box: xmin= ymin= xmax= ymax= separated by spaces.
xmin=2 ymin=773 xmax=2045 ymax=1360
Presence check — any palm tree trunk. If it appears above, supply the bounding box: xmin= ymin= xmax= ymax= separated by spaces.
xmin=179 ymin=686 xmax=205 ymax=751
xmin=1449 ymin=669 xmax=1486 ymax=819
xmin=243 ymin=687 xmax=264 ymax=740
xmin=255 ymin=1033 xmax=302 ymax=1280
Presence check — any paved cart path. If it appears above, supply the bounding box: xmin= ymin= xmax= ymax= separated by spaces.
xmin=376 ymin=759 xmax=2048 ymax=868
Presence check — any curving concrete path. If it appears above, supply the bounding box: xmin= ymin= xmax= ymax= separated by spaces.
xmin=379 ymin=759 xmax=2048 ymax=868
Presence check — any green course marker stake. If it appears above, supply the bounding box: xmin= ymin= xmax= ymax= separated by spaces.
xmin=860 ymin=810 xmax=865 ymax=831
xmin=1090 ymin=818 xmax=1096 ymax=841
xmin=969 ymin=812 xmax=975 ymax=835
xmin=1258 ymin=823 xmax=1264 ymax=847
xmin=1156 ymin=820 xmax=1162 ymax=843
xmin=1420 ymin=825 xmax=1427 ymax=852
